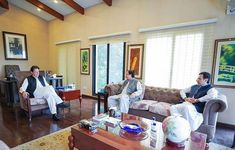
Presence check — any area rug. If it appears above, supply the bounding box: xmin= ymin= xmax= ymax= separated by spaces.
xmin=11 ymin=125 xmax=234 ymax=150
xmin=11 ymin=126 xmax=76 ymax=150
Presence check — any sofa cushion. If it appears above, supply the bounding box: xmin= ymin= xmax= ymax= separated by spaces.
xmin=30 ymin=98 xmax=47 ymax=105
xmin=105 ymin=84 xmax=121 ymax=96
xmin=144 ymin=86 xmax=181 ymax=104
xmin=149 ymin=102 xmax=172 ymax=116
xmin=143 ymin=87 xmax=158 ymax=101
xmin=130 ymin=100 xmax=158 ymax=110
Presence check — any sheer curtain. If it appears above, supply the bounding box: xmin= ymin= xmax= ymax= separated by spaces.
xmin=109 ymin=43 xmax=124 ymax=84
xmin=145 ymin=25 xmax=214 ymax=89
xmin=145 ymin=34 xmax=173 ymax=88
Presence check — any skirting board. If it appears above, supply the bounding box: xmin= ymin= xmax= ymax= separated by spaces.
xmin=82 ymin=94 xmax=106 ymax=101
xmin=82 ymin=94 xmax=97 ymax=100
xmin=217 ymin=122 xmax=235 ymax=130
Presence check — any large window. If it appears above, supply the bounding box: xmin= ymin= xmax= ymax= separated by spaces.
xmin=93 ymin=42 xmax=125 ymax=94
xmin=145 ymin=29 xmax=207 ymax=89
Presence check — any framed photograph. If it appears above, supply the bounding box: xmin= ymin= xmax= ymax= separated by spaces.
xmin=2 ymin=31 xmax=28 ymax=60
xmin=127 ymin=44 xmax=144 ymax=79
xmin=80 ymin=48 xmax=90 ymax=75
xmin=212 ymin=38 xmax=235 ymax=88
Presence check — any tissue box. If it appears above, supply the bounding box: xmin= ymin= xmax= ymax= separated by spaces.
xmin=104 ymin=117 xmax=121 ymax=127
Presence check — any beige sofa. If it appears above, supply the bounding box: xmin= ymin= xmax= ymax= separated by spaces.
xmin=105 ymin=84 xmax=228 ymax=142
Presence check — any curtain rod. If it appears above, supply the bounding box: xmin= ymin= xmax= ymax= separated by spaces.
xmin=55 ymin=39 xmax=81 ymax=45
xmin=139 ymin=18 xmax=218 ymax=33
xmin=88 ymin=31 xmax=131 ymax=40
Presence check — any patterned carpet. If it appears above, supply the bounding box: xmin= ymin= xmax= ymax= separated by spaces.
xmin=11 ymin=125 xmax=234 ymax=150
xmin=11 ymin=126 xmax=75 ymax=150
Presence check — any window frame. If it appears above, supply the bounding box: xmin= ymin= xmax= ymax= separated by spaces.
xmin=92 ymin=42 xmax=126 ymax=95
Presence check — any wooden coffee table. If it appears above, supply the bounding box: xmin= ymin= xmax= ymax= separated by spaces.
xmin=68 ymin=114 xmax=207 ymax=150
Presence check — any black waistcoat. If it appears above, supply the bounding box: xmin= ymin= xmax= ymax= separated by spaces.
xmin=26 ymin=75 xmax=46 ymax=98
xmin=187 ymin=84 xmax=212 ymax=113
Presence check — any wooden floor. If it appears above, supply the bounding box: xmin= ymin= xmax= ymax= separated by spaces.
xmin=0 ymin=98 xmax=98 ymax=148
xmin=0 ymin=98 xmax=234 ymax=148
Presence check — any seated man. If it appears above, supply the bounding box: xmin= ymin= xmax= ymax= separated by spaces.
xmin=20 ymin=65 xmax=68 ymax=121
xmin=170 ymin=72 xmax=218 ymax=131
xmin=108 ymin=70 xmax=143 ymax=113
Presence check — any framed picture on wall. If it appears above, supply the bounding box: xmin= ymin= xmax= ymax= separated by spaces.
xmin=212 ymin=38 xmax=235 ymax=88
xmin=2 ymin=31 xmax=28 ymax=60
xmin=127 ymin=44 xmax=144 ymax=79
xmin=80 ymin=48 xmax=90 ymax=75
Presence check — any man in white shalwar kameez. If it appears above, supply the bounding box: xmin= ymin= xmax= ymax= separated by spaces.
xmin=20 ymin=65 xmax=68 ymax=121
xmin=108 ymin=70 xmax=143 ymax=113
xmin=170 ymin=72 xmax=218 ymax=131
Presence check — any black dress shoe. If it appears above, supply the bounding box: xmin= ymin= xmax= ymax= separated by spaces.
xmin=52 ymin=114 xmax=60 ymax=121
xmin=57 ymin=102 xmax=70 ymax=108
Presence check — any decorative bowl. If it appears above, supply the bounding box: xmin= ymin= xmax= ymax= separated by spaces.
xmin=119 ymin=120 xmax=148 ymax=134
xmin=118 ymin=119 xmax=149 ymax=140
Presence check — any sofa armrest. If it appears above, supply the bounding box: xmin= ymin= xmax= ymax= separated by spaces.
xmin=104 ymin=84 xmax=121 ymax=96
xmin=19 ymin=93 xmax=31 ymax=112
xmin=202 ymin=94 xmax=227 ymax=126
xmin=197 ymin=94 xmax=227 ymax=142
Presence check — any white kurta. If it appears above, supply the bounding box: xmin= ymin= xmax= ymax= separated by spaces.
xmin=20 ymin=76 xmax=63 ymax=114
xmin=108 ymin=81 xmax=142 ymax=113
xmin=170 ymin=84 xmax=218 ymax=131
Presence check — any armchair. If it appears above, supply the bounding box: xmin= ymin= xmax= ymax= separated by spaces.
xmin=5 ymin=65 xmax=20 ymax=78
xmin=15 ymin=71 xmax=48 ymax=122
xmin=196 ymin=93 xmax=228 ymax=142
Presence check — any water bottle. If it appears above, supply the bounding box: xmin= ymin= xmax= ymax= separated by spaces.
xmin=72 ymin=83 xmax=76 ymax=89
xmin=150 ymin=117 xmax=157 ymax=148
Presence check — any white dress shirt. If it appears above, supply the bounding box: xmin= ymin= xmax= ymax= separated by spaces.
xmin=20 ymin=76 xmax=49 ymax=94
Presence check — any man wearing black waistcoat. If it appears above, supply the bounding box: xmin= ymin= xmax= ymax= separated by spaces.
xmin=170 ymin=72 xmax=218 ymax=131
xmin=20 ymin=65 xmax=68 ymax=121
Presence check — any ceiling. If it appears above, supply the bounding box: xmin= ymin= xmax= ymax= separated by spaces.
xmin=1 ymin=0 xmax=112 ymax=21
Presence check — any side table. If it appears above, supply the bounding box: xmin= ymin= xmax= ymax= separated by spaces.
xmin=0 ymin=79 xmax=19 ymax=106
xmin=97 ymin=91 xmax=108 ymax=114
xmin=57 ymin=89 xmax=82 ymax=107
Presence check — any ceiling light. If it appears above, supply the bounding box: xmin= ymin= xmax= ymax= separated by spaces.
xmin=37 ymin=8 xmax=41 ymax=11
xmin=54 ymin=0 xmax=58 ymax=3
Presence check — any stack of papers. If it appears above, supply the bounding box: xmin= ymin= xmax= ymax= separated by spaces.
xmin=92 ymin=113 xmax=109 ymax=123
